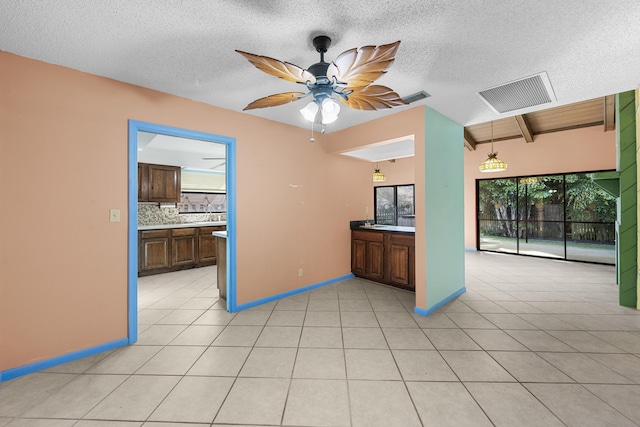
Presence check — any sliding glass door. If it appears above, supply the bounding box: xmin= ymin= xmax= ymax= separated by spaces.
xmin=517 ymin=175 xmax=565 ymax=259
xmin=477 ymin=172 xmax=615 ymax=264
xmin=564 ymin=173 xmax=616 ymax=263
xmin=478 ymin=177 xmax=518 ymax=254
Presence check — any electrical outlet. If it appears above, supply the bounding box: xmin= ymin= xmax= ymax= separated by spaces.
xmin=110 ymin=209 xmax=121 ymax=223
xmin=298 ymin=268 xmax=304 ymax=277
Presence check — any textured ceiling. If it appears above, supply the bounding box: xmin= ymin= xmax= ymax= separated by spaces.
xmin=1 ymin=0 xmax=640 ymax=133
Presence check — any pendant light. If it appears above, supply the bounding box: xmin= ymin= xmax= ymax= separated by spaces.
xmin=373 ymin=163 xmax=386 ymax=182
xmin=479 ymin=121 xmax=507 ymax=173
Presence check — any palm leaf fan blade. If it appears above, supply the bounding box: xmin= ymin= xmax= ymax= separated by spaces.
xmin=235 ymin=50 xmax=316 ymax=84
xmin=326 ymin=41 xmax=400 ymax=88
xmin=243 ymin=92 xmax=306 ymax=110
xmin=341 ymin=85 xmax=408 ymax=110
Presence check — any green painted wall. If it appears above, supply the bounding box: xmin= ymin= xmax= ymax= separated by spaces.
xmin=637 ymin=89 xmax=640 ymax=310
xmin=423 ymin=108 xmax=465 ymax=309
xmin=617 ymin=91 xmax=637 ymax=307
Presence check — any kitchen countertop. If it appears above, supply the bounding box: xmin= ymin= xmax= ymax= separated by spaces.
xmin=138 ymin=221 xmax=226 ymax=230
xmin=358 ymin=224 xmax=415 ymax=234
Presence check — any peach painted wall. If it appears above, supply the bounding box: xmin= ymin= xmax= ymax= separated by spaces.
xmin=464 ymin=127 xmax=616 ymax=248
xmin=0 ymin=51 xmax=372 ymax=372
xmin=325 ymin=107 xmax=427 ymax=308
xmin=373 ymin=157 xmax=415 ymax=187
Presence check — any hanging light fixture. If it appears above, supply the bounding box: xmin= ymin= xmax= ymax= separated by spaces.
xmin=238 ymin=35 xmax=407 ymax=133
xmin=479 ymin=121 xmax=507 ymax=173
xmin=373 ymin=163 xmax=386 ymax=182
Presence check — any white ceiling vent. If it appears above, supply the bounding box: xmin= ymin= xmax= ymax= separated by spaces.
xmin=478 ymin=72 xmax=556 ymax=114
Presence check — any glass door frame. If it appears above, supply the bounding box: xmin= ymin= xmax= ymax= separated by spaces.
xmin=476 ymin=169 xmax=616 ymax=265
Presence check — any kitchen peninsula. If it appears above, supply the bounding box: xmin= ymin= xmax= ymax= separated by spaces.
xmin=350 ymin=221 xmax=415 ymax=291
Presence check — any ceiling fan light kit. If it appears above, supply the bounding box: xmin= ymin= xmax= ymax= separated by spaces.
xmin=236 ymin=35 xmax=408 ymax=129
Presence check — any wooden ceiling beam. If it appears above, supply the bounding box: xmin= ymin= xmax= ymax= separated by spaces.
xmin=604 ymin=95 xmax=615 ymax=131
xmin=464 ymin=128 xmax=476 ymax=151
xmin=514 ymin=114 xmax=534 ymax=143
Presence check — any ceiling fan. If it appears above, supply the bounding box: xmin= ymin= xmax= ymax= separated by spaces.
xmin=236 ymin=35 xmax=408 ymax=125
xmin=202 ymin=157 xmax=226 ymax=169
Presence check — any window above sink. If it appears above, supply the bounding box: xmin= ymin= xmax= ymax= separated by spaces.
xmin=180 ymin=192 xmax=226 ymax=214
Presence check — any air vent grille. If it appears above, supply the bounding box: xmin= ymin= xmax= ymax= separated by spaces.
xmin=402 ymin=90 xmax=430 ymax=104
xmin=478 ymin=72 xmax=556 ymax=114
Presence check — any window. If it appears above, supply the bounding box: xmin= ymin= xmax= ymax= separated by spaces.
xmin=375 ymin=184 xmax=415 ymax=226
xmin=179 ymin=192 xmax=226 ymax=214
xmin=477 ymin=172 xmax=616 ymax=264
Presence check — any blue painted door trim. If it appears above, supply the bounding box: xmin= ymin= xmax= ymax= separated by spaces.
xmin=128 ymin=120 xmax=237 ymax=341
xmin=1 ymin=338 xmax=128 ymax=382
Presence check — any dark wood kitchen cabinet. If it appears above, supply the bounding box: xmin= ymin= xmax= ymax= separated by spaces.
xmin=138 ymin=163 xmax=181 ymax=203
xmin=138 ymin=163 xmax=149 ymax=202
xmin=351 ymin=228 xmax=415 ymax=291
xmin=387 ymin=233 xmax=415 ymax=290
xmin=351 ymin=238 xmax=366 ymax=276
xmin=139 ymin=229 xmax=171 ymax=272
xmin=198 ymin=226 xmax=225 ymax=266
xmin=351 ymin=230 xmax=384 ymax=282
xmin=138 ymin=225 xmax=227 ymax=276
xmin=172 ymin=228 xmax=197 ymax=267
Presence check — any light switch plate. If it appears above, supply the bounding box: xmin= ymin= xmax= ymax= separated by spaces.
xmin=110 ymin=209 xmax=121 ymax=222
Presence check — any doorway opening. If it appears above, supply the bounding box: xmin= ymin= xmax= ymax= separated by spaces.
xmin=127 ymin=120 xmax=236 ymax=343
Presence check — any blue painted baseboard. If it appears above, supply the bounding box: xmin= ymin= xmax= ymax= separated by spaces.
xmin=414 ymin=287 xmax=466 ymax=317
xmin=232 ymin=274 xmax=355 ymax=312
xmin=0 ymin=338 xmax=128 ymax=382
xmin=464 ymin=247 xmax=477 ymax=251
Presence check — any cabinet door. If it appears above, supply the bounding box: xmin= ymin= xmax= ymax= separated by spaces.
xmin=352 ymin=239 xmax=366 ymax=276
xmin=138 ymin=163 xmax=149 ymax=202
xmin=387 ymin=234 xmax=415 ymax=290
xmin=389 ymin=243 xmax=411 ymax=286
xmin=366 ymin=241 xmax=385 ymax=281
xmin=216 ymin=235 xmax=227 ymax=300
xmin=148 ymin=164 xmax=181 ymax=203
xmin=140 ymin=237 xmax=170 ymax=271
xmin=172 ymin=228 xmax=197 ymax=266
xmin=198 ymin=227 xmax=217 ymax=265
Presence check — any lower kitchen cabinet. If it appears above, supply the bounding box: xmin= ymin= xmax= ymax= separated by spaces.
xmin=139 ymin=229 xmax=171 ymax=272
xmin=351 ymin=239 xmax=366 ymax=276
xmin=138 ymin=225 xmax=226 ymax=276
xmin=198 ymin=226 xmax=225 ymax=266
xmin=351 ymin=231 xmax=384 ymax=282
xmin=387 ymin=233 xmax=415 ymax=289
xmin=351 ymin=229 xmax=415 ymax=291
xmin=172 ymin=228 xmax=197 ymax=267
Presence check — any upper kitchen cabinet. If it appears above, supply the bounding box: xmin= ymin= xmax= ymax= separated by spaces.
xmin=138 ymin=163 xmax=181 ymax=203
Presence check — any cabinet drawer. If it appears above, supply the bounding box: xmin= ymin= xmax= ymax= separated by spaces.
xmin=388 ymin=233 xmax=415 ymax=246
xmin=352 ymin=230 xmax=384 ymax=242
xmin=172 ymin=228 xmax=197 ymax=237
xmin=200 ymin=226 xmax=225 ymax=234
xmin=140 ymin=229 xmax=171 ymax=239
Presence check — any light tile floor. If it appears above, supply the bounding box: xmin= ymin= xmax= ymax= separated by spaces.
xmin=2 ymin=251 xmax=640 ymax=426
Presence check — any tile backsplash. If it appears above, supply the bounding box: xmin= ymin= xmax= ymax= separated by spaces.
xmin=138 ymin=202 xmax=226 ymax=226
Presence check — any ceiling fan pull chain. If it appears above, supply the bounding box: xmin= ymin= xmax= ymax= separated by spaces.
xmin=309 ymin=121 xmax=315 ymax=143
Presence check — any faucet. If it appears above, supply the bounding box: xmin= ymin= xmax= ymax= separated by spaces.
xmin=202 ymin=197 xmax=215 ymax=221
